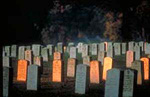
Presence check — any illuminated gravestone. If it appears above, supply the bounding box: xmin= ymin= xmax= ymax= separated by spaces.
xmin=91 ymin=43 xmax=98 ymax=55
xmin=3 ymin=56 xmax=10 ymax=67
xmin=90 ymin=61 xmax=100 ymax=84
xmin=18 ymin=46 xmax=25 ymax=59
xmin=122 ymin=69 xmax=137 ymax=97
xmin=145 ymin=43 xmax=150 ymax=54
xmin=27 ymin=65 xmax=39 ymax=90
xmin=52 ymin=60 xmax=62 ymax=82
xmin=106 ymin=42 xmax=113 ymax=57
xmin=17 ymin=60 xmax=28 ymax=81
xmin=3 ymin=47 xmax=6 ymax=57
xmin=139 ymin=41 xmax=144 ymax=51
xmin=114 ymin=43 xmax=121 ymax=55
xmin=131 ymin=61 xmax=144 ymax=85
xmin=128 ymin=41 xmax=134 ymax=51
xmin=77 ymin=42 xmax=83 ymax=53
xmin=11 ymin=45 xmax=17 ymax=57
xmin=70 ymin=47 xmax=77 ymax=58
xmin=32 ymin=44 xmax=41 ymax=56
xmin=33 ymin=56 xmax=41 ymax=66
xmin=104 ymin=42 xmax=108 ymax=51
xmin=126 ymin=51 xmax=134 ymax=68
xmin=134 ymin=45 xmax=141 ymax=60
xmin=82 ymin=44 xmax=89 ymax=57
xmin=4 ymin=46 xmax=11 ymax=56
xmin=54 ymin=52 xmax=61 ymax=60
xmin=122 ymin=43 xmax=127 ymax=54
xmin=67 ymin=58 xmax=76 ymax=77
xmin=98 ymin=51 xmax=106 ymax=66
xmin=25 ymin=50 xmax=32 ymax=65
xmin=83 ymin=56 xmax=90 ymax=66
xmin=140 ymin=57 xmax=149 ymax=80
xmin=104 ymin=68 xmax=122 ymax=97
xmin=57 ymin=42 xmax=63 ymax=53
xmin=75 ymin=64 xmax=89 ymax=94
xmin=98 ymin=42 xmax=105 ymax=52
xmin=3 ymin=67 xmax=11 ymax=97
xmin=41 ymin=47 xmax=48 ymax=62
xmin=47 ymin=44 xmax=53 ymax=56
xmin=102 ymin=57 xmax=113 ymax=80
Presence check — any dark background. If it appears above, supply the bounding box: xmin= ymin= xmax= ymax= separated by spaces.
xmin=7 ymin=0 xmax=147 ymax=45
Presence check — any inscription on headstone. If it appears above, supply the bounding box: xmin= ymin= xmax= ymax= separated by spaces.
xmin=90 ymin=61 xmax=100 ymax=84
xmin=17 ymin=60 xmax=28 ymax=81
xmin=67 ymin=58 xmax=76 ymax=77
xmin=105 ymin=68 xmax=122 ymax=97
xmin=27 ymin=65 xmax=39 ymax=90
xmin=75 ymin=64 xmax=89 ymax=94
xmin=52 ymin=60 xmax=62 ymax=82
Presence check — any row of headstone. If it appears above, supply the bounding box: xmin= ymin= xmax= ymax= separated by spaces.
xmin=105 ymin=68 xmax=137 ymax=97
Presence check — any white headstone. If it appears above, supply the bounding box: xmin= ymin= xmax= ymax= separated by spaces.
xmin=47 ymin=44 xmax=53 ymax=55
xmin=114 ymin=43 xmax=121 ymax=55
xmin=106 ymin=42 xmax=113 ymax=57
xmin=128 ymin=41 xmax=134 ymax=51
xmin=122 ymin=43 xmax=127 ymax=54
xmin=134 ymin=45 xmax=141 ymax=60
xmin=77 ymin=42 xmax=83 ymax=53
xmin=41 ymin=47 xmax=48 ymax=62
xmin=18 ymin=46 xmax=25 ymax=59
xmin=11 ymin=45 xmax=17 ymax=57
xmin=82 ymin=44 xmax=89 ymax=57
xmin=32 ymin=44 xmax=41 ymax=56
xmin=3 ymin=56 xmax=10 ymax=67
xmin=105 ymin=68 xmax=122 ymax=97
xmin=91 ymin=43 xmax=98 ymax=55
xmin=122 ymin=69 xmax=136 ymax=97
xmin=70 ymin=47 xmax=77 ymax=58
xmin=57 ymin=42 xmax=63 ymax=53
xmin=83 ymin=56 xmax=90 ymax=66
xmin=97 ymin=51 xmax=106 ymax=66
xmin=4 ymin=46 xmax=11 ymax=56
xmin=145 ymin=43 xmax=150 ymax=54
xmin=98 ymin=42 xmax=105 ymax=52
xmin=75 ymin=64 xmax=89 ymax=94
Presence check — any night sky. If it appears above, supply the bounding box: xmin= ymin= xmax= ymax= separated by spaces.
xmin=7 ymin=0 xmax=147 ymax=45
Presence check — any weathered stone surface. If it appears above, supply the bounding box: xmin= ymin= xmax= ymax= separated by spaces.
xmin=82 ymin=44 xmax=89 ymax=57
xmin=114 ymin=43 xmax=121 ymax=55
xmin=17 ymin=60 xmax=28 ymax=81
xmin=27 ymin=65 xmax=39 ymax=90
xmin=83 ymin=56 xmax=90 ymax=66
xmin=126 ymin=51 xmax=134 ymax=68
xmin=122 ymin=43 xmax=127 ymax=54
xmin=69 ymin=47 xmax=77 ymax=58
xmin=67 ymin=58 xmax=76 ymax=77
xmin=105 ymin=68 xmax=122 ymax=97
xmin=52 ymin=60 xmax=62 ymax=82
xmin=4 ymin=46 xmax=11 ymax=56
xmin=41 ymin=47 xmax=48 ymax=61
xmin=33 ymin=56 xmax=41 ymax=66
xmin=131 ymin=61 xmax=144 ymax=85
xmin=11 ymin=45 xmax=17 ymax=57
xmin=75 ymin=64 xmax=89 ymax=94
xmin=106 ymin=42 xmax=113 ymax=57
xmin=47 ymin=44 xmax=53 ymax=55
xmin=98 ymin=42 xmax=105 ymax=52
xmin=3 ymin=56 xmax=10 ymax=67
xmin=18 ymin=46 xmax=25 ymax=59
xmin=140 ymin=57 xmax=149 ymax=80
xmin=25 ymin=50 xmax=32 ymax=65
xmin=90 ymin=61 xmax=100 ymax=84
xmin=102 ymin=57 xmax=113 ymax=80
xmin=77 ymin=42 xmax=83 ymax=53
xmin=122 ymin=69 xmax=137 ymax=97
xmin=57 ymin=42 xmax=63 ymax=53
xmin=53 ymin=52 xmax=61 ymax=60
xmin=134 ymin=45 xmax=141 ymax=60
xmin=145 ymin=43 xmax=150 ymax=54
xmin=128 ymin=41 xmax=134 ymax=51
xmin=91 ymin=43 xmax=98 ymax=55
xmin=32 ymin=44 xmax=41 ymax=56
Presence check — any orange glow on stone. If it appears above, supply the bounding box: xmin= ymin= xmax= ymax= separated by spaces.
xmin=17 ymin=60 xmax=28 ymax=81
xmin=54 ymin=52 xmax=61 ymax=60
xmin=90 ymin=60 xmax=100 ymax=84
xmin=140 ymin=58 xmax=149 ymax=80
xmin=67 ymin=58 xmax=76 ymax=77
xmin=126 ymin=51 xmax=134 ymax=67
xmin=102 ymin=57 xmax=113 ymax=80
xmin=104 ymin=42 xmax=108 ymax=51
xmin=52 ymin=60 xmax=62 ymax=82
